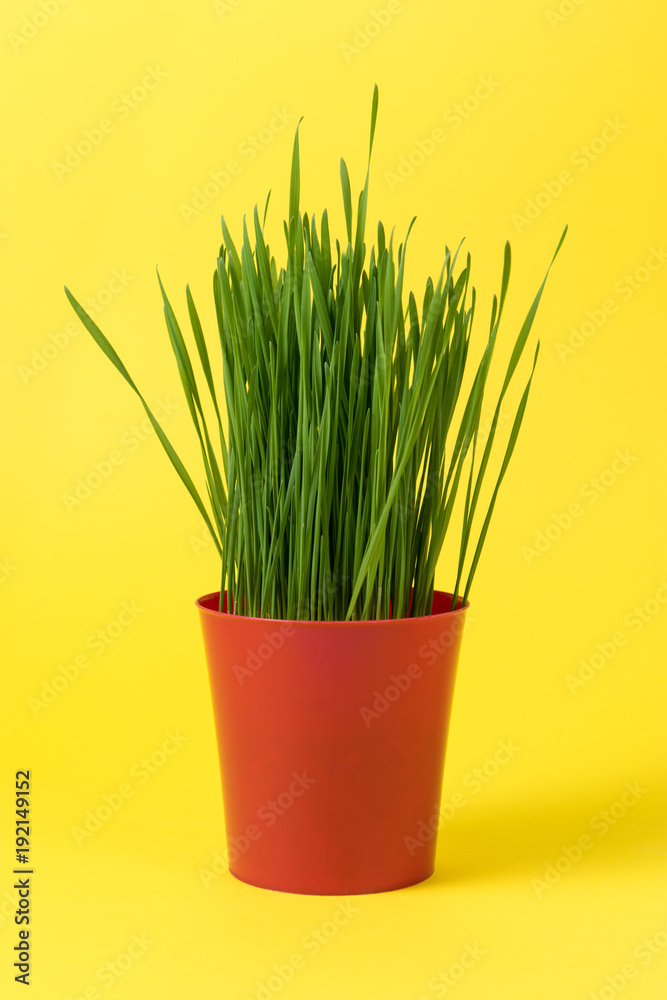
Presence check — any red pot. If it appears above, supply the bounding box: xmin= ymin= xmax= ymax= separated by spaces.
xmin=196 ymin=589 xmax=468 ymax=895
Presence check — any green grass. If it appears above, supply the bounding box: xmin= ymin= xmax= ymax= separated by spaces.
xmin=65 ymin=87 xmax=566 ymax=621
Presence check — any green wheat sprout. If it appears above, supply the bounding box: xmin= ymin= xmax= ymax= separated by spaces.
xmin=65 ymin=87 xmax=566 ymax=621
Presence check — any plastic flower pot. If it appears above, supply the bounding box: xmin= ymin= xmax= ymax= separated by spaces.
xmin=196 ymin=589 xmax=468 ymax=895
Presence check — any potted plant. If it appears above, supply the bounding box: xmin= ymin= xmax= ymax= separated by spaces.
xmin=65 ymin=87 xmax=565 ymax=895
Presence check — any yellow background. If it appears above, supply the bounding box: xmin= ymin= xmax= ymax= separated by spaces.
xmin=1 ymin=0 xmax=666 ymax=996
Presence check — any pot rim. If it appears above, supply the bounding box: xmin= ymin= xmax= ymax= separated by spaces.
xmin=195 ymin=589 xmax=470 ymax=626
